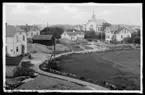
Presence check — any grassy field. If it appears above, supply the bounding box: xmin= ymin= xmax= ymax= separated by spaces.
xmin=16 ymin=75 xmax=89 ymax=90
xmin=57 ymin=49 xmax=140 ymax=90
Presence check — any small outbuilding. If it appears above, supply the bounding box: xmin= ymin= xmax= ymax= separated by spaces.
xmin=32 ymin=35 xmax=55 ymax=46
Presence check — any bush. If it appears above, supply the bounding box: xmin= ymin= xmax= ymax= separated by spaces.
xmin=13 ymin=62 xmax=35 ymax=77
xmin=123 ymin=37 xmax=133 ymax=43
xmin=133 ymin=36 xmax=140 ymax=44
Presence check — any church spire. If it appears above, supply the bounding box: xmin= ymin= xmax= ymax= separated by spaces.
xmin=92 ymin=9 xmax=96 ymax=21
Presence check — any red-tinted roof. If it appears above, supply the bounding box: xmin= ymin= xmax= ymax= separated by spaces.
xmin=6 ymin=25 xmax=25 ymax=37
xmin=32 ymin=35 xmax=53 ymax=40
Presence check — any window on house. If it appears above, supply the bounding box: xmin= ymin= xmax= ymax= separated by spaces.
xmin=23 ymin=35 xmax=25 ymax=41
xmin=16 ymin=36 xmax=19 ymax=42
xmin=98 ymin=27 xmax=100 ymax=31
xmin=121 ymin=35 xmax=123 ymax=39
xmin=16 ymin=47 xmax=18 ymax=52
xmin=31 ymin=33 xmax=33 ymax=37
xmin=108 ymin=35 xmax=110 ymax=38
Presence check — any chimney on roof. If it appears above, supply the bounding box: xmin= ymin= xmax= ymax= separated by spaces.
xmin=6 ymin=23 xmax=7 ymax=26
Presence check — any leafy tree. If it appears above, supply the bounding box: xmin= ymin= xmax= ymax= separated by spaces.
xmin=123 ymin=37 xmax=133 ymax=43
xmin=123 ymin=30 xmax=140 ymax=44
xmin=96 ymin=32 xmax=105 ymax=41
xmin=111 ymin=34 xmax=117 ymax=44
xmin=40 ymin=27 xmax=64 ymax=39
xmin=133 ymin=36 xmax=140 ymax=44
xmin=101 ymin=22 xmax=112 ymax=31
xmin=84 ymin=31 xmax=96 ymax=39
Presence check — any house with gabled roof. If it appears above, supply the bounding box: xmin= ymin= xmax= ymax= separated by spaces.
xmin=105 ymin=25 xmax=132 ymax=43
xmin=6 ymin=24 xmax=27 ymax=57
xmin=18 ymin=24 xmax=40 ymax=39
xmin=61 ymin=30 xmax=84 ymax=41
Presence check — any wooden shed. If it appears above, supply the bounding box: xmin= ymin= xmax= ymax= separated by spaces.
xmin=32 ymin=35 xmax=54 ymax=46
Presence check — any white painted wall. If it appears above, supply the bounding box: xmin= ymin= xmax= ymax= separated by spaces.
xmin=6 ymin=32 xmax=27 ymax=57
xmin=105 ymin=28 xmax=132 ymax=42
xmin=6 ymin=37 xmax=14 ymax=56
xmin=116 ymin=28 xmax=132 ymax=41
xmin=86 ymin=21 xmax=97 ymax=32
xmin=61 ymin=32 xmax=71 ymax=40
xmin=27 ymin=30 xmax=40 ymax=38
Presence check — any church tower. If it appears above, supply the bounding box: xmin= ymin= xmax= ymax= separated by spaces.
xmin=92 ymin=9 xmax=96 ymax=21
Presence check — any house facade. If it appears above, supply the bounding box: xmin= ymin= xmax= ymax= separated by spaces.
xmin=61 ymin=30 xmax=84 ymax=41
xmin=6 ymin=25 xmax=27 ymax=57
xmin=83 ymin=10 xmax=106 ymax=33
xmin=105 ymin=25 xmax=132 ymax=43
xmin=19 ymin=25 xmax=40 ymax=39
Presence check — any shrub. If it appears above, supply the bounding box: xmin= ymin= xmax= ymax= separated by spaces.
xmin=133 ymin=36 xmax=140 ymax=44
xmin=13 ymin=62 xmax=35 ymax=78
xmin=13 ymin=66 xmax=35 ymax=77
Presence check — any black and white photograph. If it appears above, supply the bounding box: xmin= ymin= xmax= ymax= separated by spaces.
xmin=3 ymin=3 xmax=142 ymax=93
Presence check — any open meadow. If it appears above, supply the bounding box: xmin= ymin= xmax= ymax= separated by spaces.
xmin=57 ymin=49 xmax=140 ymax=90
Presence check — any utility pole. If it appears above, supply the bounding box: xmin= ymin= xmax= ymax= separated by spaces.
xmin=53 ymin=30 xmax=56 ymax=64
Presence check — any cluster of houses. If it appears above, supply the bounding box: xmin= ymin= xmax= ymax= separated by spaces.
xmin=6 ymin=24 xmax=41 ymax=57
xmin=5 ymin=10 xmax=140 ymax=57
xmin=6 ymin=23 xmax=85 ymax=57
xmin=81 ymin=10 xmax=139 ymax=43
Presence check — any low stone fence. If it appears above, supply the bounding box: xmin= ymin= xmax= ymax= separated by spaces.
xmin=51 ymin=48 xmax=107 ymax=60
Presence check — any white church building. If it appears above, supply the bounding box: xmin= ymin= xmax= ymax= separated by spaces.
xmin=82 ymin=10 xmax=107 ymax=33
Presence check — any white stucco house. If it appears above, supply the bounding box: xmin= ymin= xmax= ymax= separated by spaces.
xmin=61 ymin=30 xmax=84 ymax=41
xmin=19 ymin=25 xmax=40 ymax=39
xmin=83 ymin=10 xmax=106 ymax=33
xmin=6 ymin=25 xmax=27 ymax=57
xmin=105 ymin=25 xmax=132 ymax=43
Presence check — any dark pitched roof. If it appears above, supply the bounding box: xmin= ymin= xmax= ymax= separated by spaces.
xmin=18 ymin=25 xmax=32 ymax=32
xmin=107 ymin=25 xmax=125 ymax=34
xmin=65 ymin=32 xmax=84 ymax=36
xmin=6 ymin=25 xmax=25 ymax=37
xmin=32 ymin=35 xmax=53 ymax=40
xmin=18 ymin=25 xmax=39 ymax=32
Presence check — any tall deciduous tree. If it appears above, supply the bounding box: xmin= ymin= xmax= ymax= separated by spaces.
xmin=40 ymin=27 xmax=64 ymax=39
xmin=101 ymin=22 xmax=112 ymax=32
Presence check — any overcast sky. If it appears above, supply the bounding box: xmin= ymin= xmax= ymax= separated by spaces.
xmin=4 ymin=3 xmax=142 ymax=26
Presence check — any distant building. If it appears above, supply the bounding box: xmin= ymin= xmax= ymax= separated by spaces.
xmin=61 ymin=30 xmax=84 ymax=41
xmin=105 ymin=25 xmax=132 ymax=43
xmin=6 ymin=24 xmax=27 ymax=57
xmin=73 ymin=25 xmax=83 ymax=31
xmin=19 ymin=24 xmax=40 ymax=39
xmin=32 ymin=35 xmax=54 ymax=46
xmin=83 ymin=10 xmax=107 ymax=33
